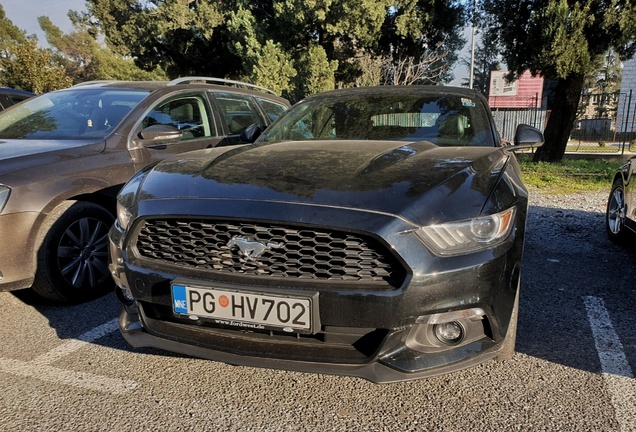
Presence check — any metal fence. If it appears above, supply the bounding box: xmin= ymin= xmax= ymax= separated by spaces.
xmin=489 ymin=91 xmax=636 ymax=154
xmin=489 ymin=94 xmax=546 ymax=143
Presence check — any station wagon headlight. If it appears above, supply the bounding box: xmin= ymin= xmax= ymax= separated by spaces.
xmin=116 ymin=168 xmax=151 ymax=231
xmin=116 ymin=200 xmax=133 ymax=231
xmin=0 ymin=185 xmax=10 ymax=213
xmin=415 ymin=207 xmax=516 ymax=256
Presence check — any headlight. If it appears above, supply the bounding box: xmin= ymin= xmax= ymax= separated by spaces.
xmin=0 ymin=185 xmax=10 ymax=213
xmin=116 ymin=200 xmax=134 ymax=231
xmin=415 ymin=207 xmax=516 ymax=256
xmin=116 ymin=168 xmax=151 ymax=231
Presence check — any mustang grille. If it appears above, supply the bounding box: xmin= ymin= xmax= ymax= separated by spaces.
xmin=134 ymin=219 xmax=406 ymax=288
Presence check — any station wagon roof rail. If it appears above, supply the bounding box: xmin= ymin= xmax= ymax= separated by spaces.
xmin=167 ymin=77 xmax=277 ymax=95
xmin=72 ymin=80 xmax=119 ymax=87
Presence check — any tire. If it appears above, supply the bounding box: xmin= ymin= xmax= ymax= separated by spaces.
xmin=497 ymin=288 xmax=519 ymax=361
xmin=32 ymin=201 xmax=115 ymax=302
xmin=606 ymin=179 xmax=628 ymax=243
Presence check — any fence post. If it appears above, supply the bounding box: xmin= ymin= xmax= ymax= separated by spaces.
xmin=622 ymin=89 xmax=632 ymax=155
xmin=534 ymin=92 xmax=539 ymax=128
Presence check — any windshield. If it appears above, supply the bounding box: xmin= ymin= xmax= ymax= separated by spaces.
xmin=261 ymin=91 xmax=496 ymax=147
xmin=0 ymin=88 xmax=150 ymax=140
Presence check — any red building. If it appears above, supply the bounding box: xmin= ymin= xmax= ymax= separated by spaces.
xmin=488 ymin=71 xmax=544 ymax=109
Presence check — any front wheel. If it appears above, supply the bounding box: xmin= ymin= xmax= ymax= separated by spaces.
xmin=32 ymin=201 xmax=115 ymax=302
xmin=606 ymin=179 xmax=628 ymax=243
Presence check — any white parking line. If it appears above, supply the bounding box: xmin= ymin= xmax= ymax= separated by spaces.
xmin=0 ymin=319 xmax=138 ymax=394
xmin=31 ymin=319 xmax=120 ymax=365
xmin=584 ymin=296 xmax=636 ymax=432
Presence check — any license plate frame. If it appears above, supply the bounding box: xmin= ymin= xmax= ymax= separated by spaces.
xmin=171 ymin=283 xmax=317 ymax=334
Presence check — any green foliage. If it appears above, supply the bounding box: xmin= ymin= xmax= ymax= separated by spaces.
xmin=2 ymin=41 xmax=72 ymax=93
xmin=292 ymin=45 xmax=338 ymax=101
xmin=79 ymin=0 xmax=467 ymax=99
xmin=247 ymin=40 xmax=297 ymax=96
xmin=90 ymin=49 xmax=168 ymax=81
xmin=39 ymin=15 xmax=168 ymax=83
xmin=0 ymin=1 xmax=469 ymax=98
xmin=539 ymin=0 xmax=593 ymax=78
xmin=0 ymin=5 xmax=28 ymax=56
xmin=517 ymin=154 xmax=622 ymax=193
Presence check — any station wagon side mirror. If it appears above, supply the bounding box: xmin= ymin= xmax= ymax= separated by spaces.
xmin=138 ymin=124 xmax=183 ymax=146
xmin=240 ymin=123 xmax=262 ymax=143
xmin=512 ymin=124 xmax=544 ymax=150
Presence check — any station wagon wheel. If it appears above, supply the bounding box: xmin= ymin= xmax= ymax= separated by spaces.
xmin=32 ymin=201 xmax=115 ymax=302
xmin=606 ymin=179 xmax=627 ymax=243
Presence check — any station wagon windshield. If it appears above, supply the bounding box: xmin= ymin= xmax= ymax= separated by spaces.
xmin=0 ymin=88 xmax=150 ymax=140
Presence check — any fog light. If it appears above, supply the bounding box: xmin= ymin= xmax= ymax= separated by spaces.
xmin=434 ymin=321 xmax=464 ymax=345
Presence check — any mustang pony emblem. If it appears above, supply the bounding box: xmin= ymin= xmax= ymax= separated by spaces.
xmin=227 ymin=236 xmax=282 ymax=261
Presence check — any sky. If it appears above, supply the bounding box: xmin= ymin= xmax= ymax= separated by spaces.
xmin=0 ymin=0 xmax=470 ymax=86
xmin=1 ymin=0 xmax=86 ymax=43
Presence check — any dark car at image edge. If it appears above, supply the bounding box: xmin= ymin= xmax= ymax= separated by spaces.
xmin=0 ymin=87 xmax=35 ymax=111
xmin=109 ymin=85 xmax=544 ymax=382
xmin=606 ymin=155 xmax=636 ymax=242
xmin=0 ymin=77 xmax=289 ymax=302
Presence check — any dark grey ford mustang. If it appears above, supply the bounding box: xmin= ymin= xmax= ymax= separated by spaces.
xmin=109 ymin=86 xmax=544 ymax=382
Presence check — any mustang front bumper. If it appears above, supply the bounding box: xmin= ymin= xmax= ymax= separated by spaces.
xmin=118 ymin=298 xmax=512 ymax=383
xmin=109 ymin=197 xmax=524 ymax=383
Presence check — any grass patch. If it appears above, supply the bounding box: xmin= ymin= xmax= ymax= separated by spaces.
xmin=516 ymin=154 xmax=622 ymax=194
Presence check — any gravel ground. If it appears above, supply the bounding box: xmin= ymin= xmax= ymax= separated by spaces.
xmin=2 ymin=187 xmax=635 ymax=431
xmin=528 ymin=187 xmax=608 ymax=212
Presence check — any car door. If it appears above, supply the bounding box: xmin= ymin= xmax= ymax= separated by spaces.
xmin=129 ymin=92 xmax=223 ymax=170
xmin=626 ymin=159 xmax=636 ymax=230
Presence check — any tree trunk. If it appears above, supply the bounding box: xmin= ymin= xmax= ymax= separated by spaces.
xmin=533 ymin=73 xmax=586 ymax=162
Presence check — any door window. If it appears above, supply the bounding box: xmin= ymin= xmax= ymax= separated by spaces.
xmin=257 ymin=98 xmax=288 ymax=122
xmin=215 ymin=93 xmax=263 ymax=135
xmin=142 ymin=95 xmax=215 ymax=140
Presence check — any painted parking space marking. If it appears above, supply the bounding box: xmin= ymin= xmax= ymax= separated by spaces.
xmin=0 ymin=318 xmax=138 ymax=394
xmin=584 ymin=296 xmax=636 ymax=432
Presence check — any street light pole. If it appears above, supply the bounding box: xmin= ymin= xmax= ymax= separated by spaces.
xmin=469 ymin=0 xmax=477 ymax=89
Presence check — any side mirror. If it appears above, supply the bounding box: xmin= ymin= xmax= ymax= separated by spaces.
xmin=138 ymin=124 xmax=182 ymax=145
xmin=513 ymin=124 xmax=544 ymax=150
xmin=240 ymin=123 xmax=262 ymax=143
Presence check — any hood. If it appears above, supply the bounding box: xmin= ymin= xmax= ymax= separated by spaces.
xmin=141 ymin=140 xmax=509 ymax=225
xmin=0 ymin=139 xmax=106 ymax=176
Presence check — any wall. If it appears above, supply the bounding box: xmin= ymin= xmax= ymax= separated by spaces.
xmin=618 ymin=58 xmax=636 ymax=134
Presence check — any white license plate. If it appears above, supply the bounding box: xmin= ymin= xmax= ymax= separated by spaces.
xmin=171 ymin=284 xmax=313 ymax=333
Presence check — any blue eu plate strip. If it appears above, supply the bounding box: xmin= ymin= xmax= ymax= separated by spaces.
xmin=172 ymin=284 xmax=188 ymax=314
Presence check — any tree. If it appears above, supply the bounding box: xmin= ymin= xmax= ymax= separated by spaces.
xmin=0 ymin=5 xmax=71 ymax=92
xmin=578 ymin=50 xmax=622 ymax=119
xmin=39 ymin=15 xmax=168 ymax=83
xmin=78 ymin=0 xmax=238 ymax=78
xmin=483 ymin=0 xmax=636 ymax=162
xmin=2 ymin=41 xmax=72 ymax=93
xmin=0 ymin=5 xmax=28 ymax=57
xmin=379 ymin=0 xmax=466 ymax=85
xmin=80 ymin=0 xmax=468 ymax=100
xmin=380 ymin=48 xmax=452 ymax=85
